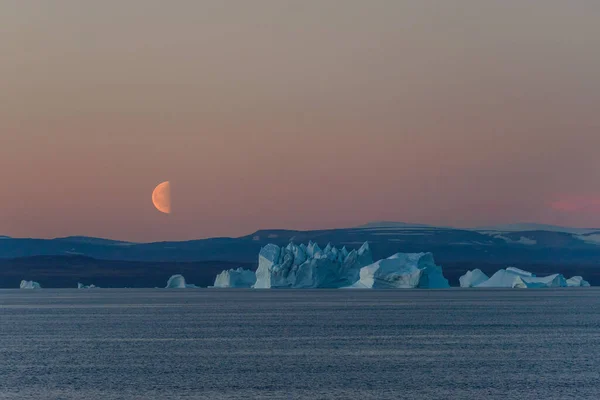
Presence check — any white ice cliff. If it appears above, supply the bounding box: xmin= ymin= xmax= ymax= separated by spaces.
xmin=461 ymin=268 xmax=591 ymax=288
xmin=459 ymin=269 xmax=489 ymax=288
xmin=165 ymin=274 xmax=199 ymax=289
xmin=253 ymin=241 xmax=373 ymax=288
xmin=350 ymin=252 xmax=450 ymax=289
xmin=20 ymin=280 xmax=41 ymax=289
xmin=212 ymin=268 xmax=256 ymax=288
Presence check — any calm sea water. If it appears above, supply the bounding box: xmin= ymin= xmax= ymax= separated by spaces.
xmin=1 ymin=289 xmax=599 ymax=399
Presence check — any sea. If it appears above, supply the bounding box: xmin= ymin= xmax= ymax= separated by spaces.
xmin=1 ymin=289 xmax=599 ymax=399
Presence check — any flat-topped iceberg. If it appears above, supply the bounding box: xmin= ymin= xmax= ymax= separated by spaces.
xmin=254 ymin=241 xmax=373 ymax=288
xmin=213 ymin=268 xmax=256 ymax=288
xmin=350 ymin=252 xmax=450 ymax=289
xmin=20 ymin=280 xmax=41 ymax=289
xmin=459 ymin=269 xmax=489 ymax=288
xmin=165 ymin=274 xmax=199 ymax=289
xmin=460 ymin=268 xmax=591 ymax=288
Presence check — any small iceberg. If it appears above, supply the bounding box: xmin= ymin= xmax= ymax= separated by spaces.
xmin=20 ymin=280 xmax=41 ymax=289
xmin=77 ymin=283 xmax=98 ymax=289
xmin=212 ymin=268 xmax=256 ymax=288
xmin=566 ymin=276 xmax=591 ymax=287
xmin=165 ymin=274 xmax=199 ymax=289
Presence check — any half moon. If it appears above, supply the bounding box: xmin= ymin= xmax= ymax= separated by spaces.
xmin=152 ymin=181 xmax=171 ymax=214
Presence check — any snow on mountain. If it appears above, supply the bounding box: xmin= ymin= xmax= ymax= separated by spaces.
xmin=354 ymin=221 xmax=436 ymax=230
xmin=350 ymin=252 xmax=449 ymax=289
xmin=474 ymin=223 xmax=598 ymax=234
xmin=254 ymin=241 xmax=373 ymax=288
xmin=212 ymin=267 xmax=256 ymax=288
xmin=576 ymin=234 xmax=600 ymax=245
xmin=20 ymin=280 xmax=41 ymax=289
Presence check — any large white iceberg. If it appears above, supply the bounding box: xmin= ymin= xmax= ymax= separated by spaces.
xmin=165 ymin=274 xmax=199 ymax=289
xmin=20 ymin=280 xmax=41 ymax=289
xmin=464 ymin=267 xmax=591 ymax=288
xmin=254 ymin=241 xmax=373 ymax=288
xmin=459 ymin=269 xmax=489 ymax=288
xmin=213 ymin=268 xmax=256 ymax=288
xmin=351 ymin=252 xmax=450 ymax=289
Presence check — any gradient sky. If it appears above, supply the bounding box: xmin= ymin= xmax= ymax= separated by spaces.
xmin=2 ymin=0 xmax=600 ymax=241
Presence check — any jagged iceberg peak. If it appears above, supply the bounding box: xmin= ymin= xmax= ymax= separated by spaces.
xmin=212 ymin=267 xmax=256 ymax=288
xmin=165 ymin=274 xmax=199 ymax=289
xmin=459 ymin=269 xmax=489 ymax=288
xmin=254 ymin=241 xmax=373 ymax=289
xmin=20 ymin=280 xmax=41 ymax=289
xmin=351 ymin=252 xmax=449 ymax=289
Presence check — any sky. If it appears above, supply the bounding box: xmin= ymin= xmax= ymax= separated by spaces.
xmin=2 ymin=0 xmax=600 ymax=241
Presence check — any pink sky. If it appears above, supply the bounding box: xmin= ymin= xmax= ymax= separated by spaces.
xmin=2 ymin=1 xmax=600 ymax=241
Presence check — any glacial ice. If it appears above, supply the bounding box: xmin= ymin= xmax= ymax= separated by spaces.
xmin=212 ymin=267 xmax=256 ymax=288
xmin=253 ymin=241 xmax=373 ymax=288
xmin=463 ymin=268 xmax=591 ymax=288
xmin=20 ymin=280 xmax=41 ymax=289
xmin=351 ymin=252 xmax=450 ymax=289
xmin=459 ymin=269 xmax=489 ymax=288
xmin=165 ymin=274 xmax=199 ymax=289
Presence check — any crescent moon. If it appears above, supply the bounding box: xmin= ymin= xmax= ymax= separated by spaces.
xmin=152 ymin=181 xmax=171 ymax=214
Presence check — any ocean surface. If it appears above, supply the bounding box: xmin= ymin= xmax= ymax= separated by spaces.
xmin=1 ymin=289 xmax=599 ymax=399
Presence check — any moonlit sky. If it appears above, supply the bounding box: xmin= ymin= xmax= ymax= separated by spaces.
xmin=2 ymin=0 xmax=600 ymax=241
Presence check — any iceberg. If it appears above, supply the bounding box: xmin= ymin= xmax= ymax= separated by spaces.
xmin=512 ymin=274 xmax=567 ymax=288
xmin=254 ymin=241 xmax=373 ymax=288
xmin=351 ymin=252 xmax=450 ymax=289
xmin=566 ymin=276 xmax=591 ymax=287
xmin=77 ymin=283 xmax=98 ymax=289
xmin=165 ymin=274 xmax=199 ymax=289
xmin=505 ymin=267 xmax=535 ymax=277
xmin=459 ymin=269 xmax=489 ymax=288
xmin=20 ymin=280 xmax=41 ymax=289
xmin=473 ymin=267 xmax=590 ymax=288
xmin=212 ymin=267 xmax=256 ymax=288
xmin=476 ymin=268 xmax=535 ymax=288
